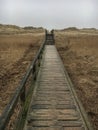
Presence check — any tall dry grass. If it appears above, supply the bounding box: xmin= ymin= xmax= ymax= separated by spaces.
xmin=0 ymin=32 xmax=44 ymax=116
xmin=0 ymin=33 xmax=44 ymax=72
xmin=55 ymin=30 xmax=98 ymax=130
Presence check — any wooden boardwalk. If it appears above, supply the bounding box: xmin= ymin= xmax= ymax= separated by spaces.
xmin=24 ymin=45 xmax=90 ymax=130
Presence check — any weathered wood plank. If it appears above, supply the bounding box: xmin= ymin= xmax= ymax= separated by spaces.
xmin=24 ymin=45 xmax=88 ymax=130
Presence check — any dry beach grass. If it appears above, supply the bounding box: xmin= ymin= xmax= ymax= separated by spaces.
xmin=55 ymin=29 xmax=98 ymax=130
xmin=0 ymin=30 xmax=44 ymax=116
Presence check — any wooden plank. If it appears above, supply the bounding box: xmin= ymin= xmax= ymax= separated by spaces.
xmin=63 ymin=127 xmax=84 ymax=130
xmin=24 ymin=45 xmax=88 ymax=130
xmin=26 ymin=127 xmax=61 ymax=130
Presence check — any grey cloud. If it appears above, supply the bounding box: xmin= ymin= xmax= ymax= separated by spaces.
xmin=0 ymin=0 xmax=98 ymax=29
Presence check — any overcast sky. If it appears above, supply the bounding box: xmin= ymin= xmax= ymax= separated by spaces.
xmin=0 ymin=0 xmax=98 ymax=29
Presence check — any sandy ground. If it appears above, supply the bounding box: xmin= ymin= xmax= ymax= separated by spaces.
xmin=55 ymin=30 xmax=98 ymax=130
xmin=0 ymin=32 xmax=44 ymax=116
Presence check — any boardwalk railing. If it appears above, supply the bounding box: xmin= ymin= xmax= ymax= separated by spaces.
xmin=0 ymin=31 xmax=48 ymax=130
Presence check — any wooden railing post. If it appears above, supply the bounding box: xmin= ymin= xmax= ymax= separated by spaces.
xmin=20 ymin=87 xmax=25 ymax=104
xmin=38 ymin=50 xmax=43 ymax=66
xmin=32 ymin=64 xmax=36 ymax=80
xmin=38 ymin=55 xmax=41 ymax=67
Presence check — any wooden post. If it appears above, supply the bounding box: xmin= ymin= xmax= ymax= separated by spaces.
xmin=20 ymin=87 xmax=25 ymax=104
